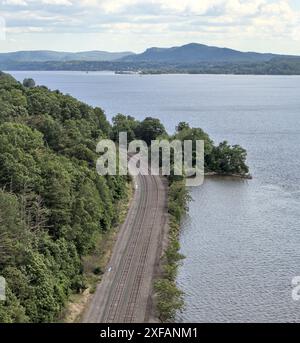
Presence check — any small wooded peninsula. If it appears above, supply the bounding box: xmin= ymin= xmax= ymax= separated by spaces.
xmin=0 ymin=72 xmax=249 ymax=322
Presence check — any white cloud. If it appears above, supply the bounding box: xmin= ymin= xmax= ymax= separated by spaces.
xmin=41 ymin=0 xmax=73 ymax=5
xmin=2 ymin=0 xmax=28 ymax=5
xmin=0 ymin=0 xmax=299 ymax=52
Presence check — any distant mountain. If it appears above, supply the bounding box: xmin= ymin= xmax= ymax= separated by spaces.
xmin=121 ymin=43 xmax=286 ymax=63
xmin=1 ymin=43 xmax=300 ymax=75
xmin=0 ymin=50 xmax=134 ymax=63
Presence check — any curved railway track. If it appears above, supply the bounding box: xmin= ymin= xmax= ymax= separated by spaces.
xmin=83 ymin=173 xmax=167 ymax=323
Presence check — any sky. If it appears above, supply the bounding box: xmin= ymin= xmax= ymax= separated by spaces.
xmin=0 ymin=0 xmax=300 ymax=54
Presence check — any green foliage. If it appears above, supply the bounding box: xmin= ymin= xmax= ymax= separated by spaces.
xmin=135 ymin=117 xmax=166 ymax=145
xmin=0 ymin=72 xmax=128 ymax=322
xmin=111 ymin=114 xmax=166 ymax=145
xmin=173 ymin=125 xmax=214 ymax=161
xmin=0 ymin=123 xmax=44 ymax=193
xmin=207 ymin=141 xmax=249 ymax=175
xmin=0 ymin=74 xmax=28 ymax=123
xmin=0 ymin=287 xmax=29 ymax=323
xmin=154 ymin=279 xmax=184 ymax=322
xmin=111 ymin=114 xmax=138 ymax=142
xmin=175 ymin=121 xmax=190 ymax=132
xmin=23 ymin=78 xmax=36 ymax=88
xmin=172 ymin=124 xmax=249 ymax=176
xmin=168 ymin=181 xmax=190 ymax=222
xmin=154 ymin=179 xmax=188 ymax=322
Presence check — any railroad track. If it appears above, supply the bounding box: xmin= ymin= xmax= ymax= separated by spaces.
xmin=83 ymin=173 xmax=167 ymax=323
xmin=123 ymin=175 xmax=160 ymax=323
xmin=104 ymin=175 xmax=150 ymax=323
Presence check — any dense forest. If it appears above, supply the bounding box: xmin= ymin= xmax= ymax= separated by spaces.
xmin=0 ymin=72 xmax=129 ymax=322
xmin=0 ymin=72 xmax=249 ymax=323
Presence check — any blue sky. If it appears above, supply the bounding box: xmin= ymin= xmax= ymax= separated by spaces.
xmin=0 ymin=0 xmax=300 ymax=54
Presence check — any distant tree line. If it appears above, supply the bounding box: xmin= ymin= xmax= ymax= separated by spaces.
xmin=1 ymin=57 xmax=300 ymax=74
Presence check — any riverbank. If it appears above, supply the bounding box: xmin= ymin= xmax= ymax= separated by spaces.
xmin=153 ymin=178 xmax=189 ymax=322
xmin=205 ymin=172 xmax=252 ymax=179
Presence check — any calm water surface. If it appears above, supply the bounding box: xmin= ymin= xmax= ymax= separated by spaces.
xmin=10 ymin=71 xmax=300 ymax=322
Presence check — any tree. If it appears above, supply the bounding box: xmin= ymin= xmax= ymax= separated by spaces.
xmin=23 ymin=78 xmax=35 ymax=88
xmin=173 ymin=125 xmax=214 ymax=169
xmin=208 ymin=141 xmax=249 ymax=175
xmin=111 ymin=114 xmax=138 ymax=142
xmin=176 ymin=121 xmax=190 ymax=132
xmin=135 ymin=117 xmax=166 ymax=145
xmin=0 ymin=123 xmax=44 ymax=192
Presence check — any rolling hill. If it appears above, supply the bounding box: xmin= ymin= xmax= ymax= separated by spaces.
xmin=121 ymin=43 xmax=284 ymax=63
xmin=1 ymin=43 xmax=300 ymax=74
xmin=0 ymin=50 xmax=134 ymax=63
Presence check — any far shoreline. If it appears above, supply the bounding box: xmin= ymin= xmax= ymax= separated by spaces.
xmin=5 ymin=69 xmax=300 ymax=76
